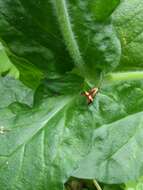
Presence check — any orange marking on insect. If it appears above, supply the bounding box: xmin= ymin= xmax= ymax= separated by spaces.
xmin=82 ymin=87 xmax=99 ymax=104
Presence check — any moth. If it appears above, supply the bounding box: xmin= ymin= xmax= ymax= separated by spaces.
xmin=82 ymin=87 xmax=99 ymax=104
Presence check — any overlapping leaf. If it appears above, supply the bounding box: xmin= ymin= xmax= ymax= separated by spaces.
xmin=0 ymin=0 xmax=73 ymax=84
xmin=73 ymin=81 xmax=143 ymax=184
xmin=0 ymin=0 xmax=121 ymax=86
xmin=0 ymin=77 xmax=95 ymax=190
xmin=113 ymin=0 xmax=143 ymax=69
xmin=56 ymin=0 xmax=121 ymax=79
xmin=1 ymin=77 xmax=143 ymax=189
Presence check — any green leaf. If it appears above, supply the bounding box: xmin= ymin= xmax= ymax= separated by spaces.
xmin=73 ymin=80 xmax=143 ymax=184
xmin=0 ymin=77 xmax=96 ymax=190
xmin=0 ymin=0 xmax=121 ymax=86
xmin=113 ymin=0 xmax=143 ymax=69
xmin=0 ymin=0 xmax=73 ymax=82
xmin=0 ymin=42 xmax=19 ymax=78
xmin=0 ymin=76 xmax=33 ymax=108
xmin=10 ymin=55 xmax=44 ymax=89
xmin=74 ymin=112 xmax=143 ymax=183
xmin=34 ymin=73 xmax=84 ymax=100
xmin=1 ymin=77 xmax=143 ymax=188
xmin=55 ymin=0 xmax=121 ymax=81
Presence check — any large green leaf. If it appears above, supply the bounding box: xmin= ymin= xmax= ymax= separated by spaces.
xmin=0 ymin=0 xmax=73 ymax=81
xmin=0 ymin=0 xmax=121 ymax=86
xmin=1 ymin=77 xmax=143 ymax=188
xmin=113 ymin=0 xmax=143 ymax=69
xmin=55 ymin=0 xmax=121 ymax=80
xmin=74 ymin=111 xmax=143 ymax=183
xmin=0 ymin=77 xmax=96 ymax=190
xmin=73 ymin=80 xmax=143 ymax=184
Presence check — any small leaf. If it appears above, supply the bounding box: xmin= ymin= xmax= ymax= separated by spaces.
xmin=0 ymin=0 xmax=121 ymax=86
xmin=0 ymin=77 xmax=95 ymax=190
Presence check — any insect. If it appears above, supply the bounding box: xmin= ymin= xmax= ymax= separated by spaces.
xmin=82 ymin=87 xmax=99 ymax=104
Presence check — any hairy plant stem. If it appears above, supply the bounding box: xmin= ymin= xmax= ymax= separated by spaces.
xmin=93 ymin=180 xmax=102 ymax=190
xmin=105 ymin=71 xmax=143 ymax=82
xmin=54 ymin=0 xmax=85 ymax=73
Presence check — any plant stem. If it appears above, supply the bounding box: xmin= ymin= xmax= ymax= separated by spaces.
xmin=105 ymin=71 xmax=143 ymax=82
xmin=54 ymin=0 xmax=84 ymax=71
xmin=93 ymin=180 xmax=102 ymax=190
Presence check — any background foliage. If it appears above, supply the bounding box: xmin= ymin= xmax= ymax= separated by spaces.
xmin=0 ymin=0 xmax=143 ymax=190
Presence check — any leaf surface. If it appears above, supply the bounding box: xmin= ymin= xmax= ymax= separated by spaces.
xmin=0 ymin=42 xmax=19 ymax=78
xmin=0 ymin=0 xmax=73 ymax=83
xmin=0 ymin=77 xmax=95 ymax=190
xmin=60 ymin=0 xmax=121 ymax=77
xmin=0 ymin=77 xmax=33 ymax=108
xmin=113 ymin=0 xmax=143 ymax=69
xmin=73 ymin=81 xmax=143 ymax=184
xmin=0 ymin=0 xmax=121 ymax=85
xmin=1 ymin=77 xmax=143 ymax=188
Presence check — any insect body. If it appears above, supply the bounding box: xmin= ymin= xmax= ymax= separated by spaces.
xmin=82 ymin=87 xmax=99 ymax=104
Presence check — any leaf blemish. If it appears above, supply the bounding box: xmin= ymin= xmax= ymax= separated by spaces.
xmin=0 ymin=126 xmax=11 ymax=134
